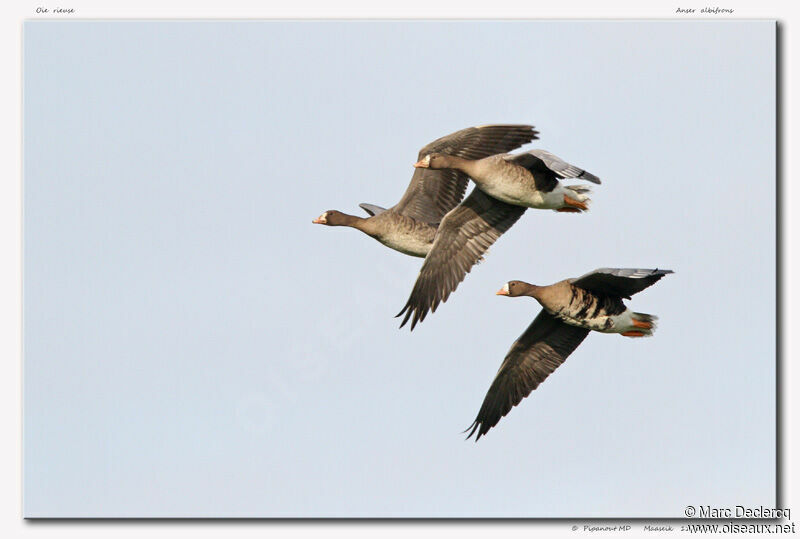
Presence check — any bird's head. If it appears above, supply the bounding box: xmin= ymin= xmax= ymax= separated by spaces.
xmin=496 ymin=280 xmax=534 ymax=297
xmin=312 ymin=210 xmax=348 ymax=226
xmin=413 ymin=153 xmax=451 ymax=170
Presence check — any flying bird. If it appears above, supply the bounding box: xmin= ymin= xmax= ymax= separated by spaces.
xmin=312 ymin=124 xmax=538 ymax=257
xmin=397 ymin=150 xmax=600 ymax=330
xmin=466 ymin=267 xmax=673 ymax=441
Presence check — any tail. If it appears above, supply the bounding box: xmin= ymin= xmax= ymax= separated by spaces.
xmin=622 ymin=312 xmax=659 ymax=338
xmin=557 ymin=184 xmax=592 ymax=213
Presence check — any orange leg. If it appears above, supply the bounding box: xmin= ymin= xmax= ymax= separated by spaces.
xmin=622 ymin=331 xmax=646 ymax=337
xmin=563 ymin=195 xmax=588 ymax=211
xmin=631 ymin=319 xmax=653 ymax=329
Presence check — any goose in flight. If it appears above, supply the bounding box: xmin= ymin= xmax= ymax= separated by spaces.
xmin=414 ymin=149 xmax=600 ymax=212
xmin=466 ymin=268 xmax=673 ymax=441
xmin=312 ymin=124 xmax=538 ymax=257
xmin=397 ymin=150 xmax=600 ymax=329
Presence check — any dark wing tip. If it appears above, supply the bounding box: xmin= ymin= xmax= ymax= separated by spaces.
xmin=646 ymin=268 xmax=675 ymax=280
xmin=463 ymin=420 xmax=484 ymax=442
xmin=476 ymin=123 xmax=536 ymax=129
xmin=396 ymin=306 xmax=410 ymax=326
xmin=395 ymin=302 xmax=422 ymax=331
xmin=642 ymin=269 xmax=674 ymax=290
xmin=475 ymin=123 xmax=539 ymax=142
xmin=648 ymin=268 xmax=675 ymax=285
xmin=579 ymin=171 xmax=602 ymax=184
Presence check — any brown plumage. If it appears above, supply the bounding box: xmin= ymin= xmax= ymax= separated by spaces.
xmin=467 ymin=268 xmax=673 ymax=441
xmin=396 ymin=189 xmax=525 ymax=327
xmin=397 ymin=149 xmax=600 ymax=329
xmin=313 ymin=124 xmax=538 ymax=257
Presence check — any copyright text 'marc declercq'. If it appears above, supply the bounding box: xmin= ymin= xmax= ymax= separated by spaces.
xmin=695 ymin=506 xmax=790 ymax=519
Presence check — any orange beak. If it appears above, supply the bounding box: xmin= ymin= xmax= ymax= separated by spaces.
xmin=312 ymin=217 xmax=325 ymax=224
xmin=496 ymin=288 xmax=510 ymax=296
xmin=413 ymin=159 xmax=429 ymax=169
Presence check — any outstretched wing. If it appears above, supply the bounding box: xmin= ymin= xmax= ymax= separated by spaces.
xmin=526 ymin=149 xmax=601 ymax=184
xmin=466 ymin=311 xmax=590 ymax=441
xmin=393 ymin=124 xmax=538 ymax=224
xmin=571 ymin=268 xmax=674 ymax=299
xmin=396 ymin=188 xmax=526 ymax=330
xmin=502 ymin=152 xmax=560 ymax=192
xmin=506 ymin=150 xmax=600 ymax=184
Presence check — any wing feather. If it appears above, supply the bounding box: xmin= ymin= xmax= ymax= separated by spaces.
xmin=526 ymin=149 xmax=601 ymax=184
xmin=466 ymin=311 xmax=590 ymax=441
xmin=393 ymin=125 xmax=538 ymax=224
xmin=396 ymin=189 xmax=526 ymax=329
xmin=571 ymin=268 xmax=674 ymax=299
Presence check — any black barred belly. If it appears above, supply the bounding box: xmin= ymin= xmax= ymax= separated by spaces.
xmin=552 ymin=287 xmax=627 ymax=332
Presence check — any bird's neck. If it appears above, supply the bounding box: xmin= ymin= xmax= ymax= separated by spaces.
xmin=337 ymin=213 xmax=376 ymax=235
xmin=520 ymin=283 xmax=544 ymax=300
xmin=438 ymin=155 xmax=478 ymax=175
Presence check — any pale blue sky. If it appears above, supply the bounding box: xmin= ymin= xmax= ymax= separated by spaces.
xmin=23 ymin=20 xmax=775 ymax=517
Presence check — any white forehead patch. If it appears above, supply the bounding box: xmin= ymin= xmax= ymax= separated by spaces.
xmin=501 ymin=282 xmax=510 ymax=294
